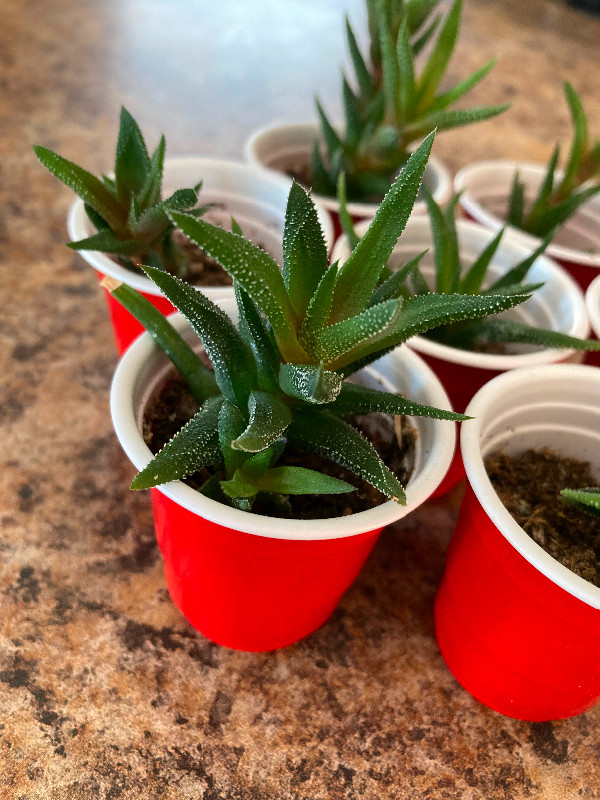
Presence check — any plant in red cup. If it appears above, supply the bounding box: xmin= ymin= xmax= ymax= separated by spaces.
xmin=333 ymin=187 xmax=600 ymax=495
xmin=456 ymin=82 xmax=600 ymax=289
xmin=108 ymin=134 xmax=533 ymax=651
xmin=435 ymin=363 xmax=600 ymax=721
xmin=35 ymin=109 xmax=334 ymax=353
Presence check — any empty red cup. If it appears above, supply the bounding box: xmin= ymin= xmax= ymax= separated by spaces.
xmin=435 ymin=364 xmax=600 ymax=720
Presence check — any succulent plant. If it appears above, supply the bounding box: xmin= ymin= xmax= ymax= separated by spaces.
xmin=506 ymin=82 xmax=600 ymax=238
xmin=561 ymin=487 xmax=600 ymax=519
xmin=34 ymin=107 xmax=206 ymax=279
xmin=106 ymin=135 xmax=531 ymax=513
xmin=339 ymin=186 xmax=600 ymax=354
xmin=312 ymin=0 xmax=508 ymax=202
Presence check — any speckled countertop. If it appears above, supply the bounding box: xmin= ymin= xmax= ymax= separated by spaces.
xmin=1 ymin=0 xmax=599 ymax=797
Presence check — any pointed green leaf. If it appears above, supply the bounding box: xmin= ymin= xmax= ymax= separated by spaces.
xmin=457 ymin=317 xmax=600 ymax=352
xmin=486 ymin=233 xmax=553 ymax=292
xmin=458 ymin=228 xmax=505 ymax=294
xmin=34 ymin=145 xmax=126 ymax=230
xmin=279 ymin=363 xmax=343 ymax=404
xmin=257 ymin=466 xmax=355 ymax=495
xmin=526 ymin=145 xmax=559 ymax=224
xmin=404 ymin=105 xmax=510 ymax=143
xmin=557 ymin=81 xmax=588 ymax=199
xmin=131 ymin=397 xmax=223 ymax=490
xmin=337 ymin=173 xmax=360 ymax=249
xmin=142 ymin=265 xmax=255 ymax=407
xmin=411 ymin=12 xmax=441 ymax=56
xmin=332 ymin=291 xmax=530 ymax=371
xmin=315 ymin=99 xmax=343 ymax=158
xmin=139 ymin=135 xmax=166 ymax=209
xmin=287 ymin=409 xmax=406 ymax=504
xmin=299 ymin=263 xmax=339 ymax=344
xmin=343 ymin=76 xmax=362 ymax=147
xmin=507 ymin=170 xmax=526 ymax=228
xmin=379 ymin=10 xmax=400 ymax=121
xmin=346 ymin=16 xmax=372 ymax=99
xmin=103 ymin=279 xmax=218 ymax=404
xmin=560 ymin=488 xmax=600 ymax=519
xmin=369 ymin=251 xmax=427 ymax=306
xmin=311 ymin=299 xmax=402 ymax=363
xmin=68 ymin=230 xmax=145 ymax=255
xmin=326 ymin=382 xmax=466 ymax=420
xmin=526 ymin=185 xmax=600 ymax=238
xmin=232 ymin=390 xmax=293 ymax=453
xmin=235 ymin=284 xmax=280 ymax=392
xmin=396 ymin=21 xmax=416 ymax=123
xmin=425 ymin=60 xmax=496 ymax=114
xmin=331 ymin=132 xmax=435 ymax=322
xmin=114 ymin=107 xmax=151 ymax=204
xmin=410 ymin=263 xmax=432 ymax=296
xmin=169 ymin=212 xmax=306 ymax=362
xmin=282 ymin=181 xmax=329 ymax=318
xmin=218 ymin=399 xmax=248 ymax=478
xmin=423 ymin=186 xmax=459 ymax=294
xmin=84 ymin=204 xmax=111 ymax=231
xmin=416 ymin=0 xmax=461 ymax=106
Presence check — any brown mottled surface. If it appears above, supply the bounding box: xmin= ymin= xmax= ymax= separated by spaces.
xmin=1 ymin=0 xmax=599 ymax=798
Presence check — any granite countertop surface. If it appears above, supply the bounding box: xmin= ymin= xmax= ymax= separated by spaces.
xmin=1 ymin=0 xmax=599 ymax=797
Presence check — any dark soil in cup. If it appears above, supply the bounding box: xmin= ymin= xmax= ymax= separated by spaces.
xmin=485 ymin=448 xmax=600 ymax=586
xmin=143 ymin=372 xmax=416 ymax=519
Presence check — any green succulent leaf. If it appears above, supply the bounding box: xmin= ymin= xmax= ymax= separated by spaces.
xmin=311 ymin=299 xmax=403 ymax=364
xmin=67 ymin=230 xmax=146 ymax=255
xmin=369 ymin=251 xmax=428 ymax=306
xmin=139 ymin=135 xmax=166 ymax=209
xmin=507 ymin=171 xmax=526 ymax=228
xmin=131 ymin=397 xmax=223 ymax=490
xmin=558 ymin=81 xmax=589 ymax=198
xmin=299 ymin=263 xmax=340 ymax=344
xmin=169 ymin=211 xmax=306 ymax=362
xmin=452 ymin=318 xmax=600 ymax=352
xmin=279 ymin=363 xmax=343 ymax=405
xmin=525 ymin=185 xmax=600 ymax=238
xmin=346 ymin=16 xmax=372 ymax=99
xmin=235 ymin=284 xmax=280 ymax=393
xmin=458 ymin=228 xmax=505 ymax=294
xmin=396 ymin=21 xmax=416 ymax=123
xmin=404 ymin=104 xmax=510 ymax=142
xmin=142 ymin=265 xmax=255 ymax=408
xmin=282 ymin=181 xmax=329 ymax=318
xmin=425 ymin=59 xmax=497 ymax=114
xmin=331 ymin=132 xmax=434 ymax=321
xmin=423 ymin=186 xmax=459 ymax=294
xmin=114 ymin=107 xmax=151 ymax=205
xmin=486 ymin=233 xmax=554 ymax=292
xmin=103 ymin=279 xmax=218 ymax=404
xmin=527 ymin=145 xmax=560 ymax=224
xmin=34 ymin=145 xmax=126 ymax=231
xmin=380 ymin=11 xmax=400 ymax=121
xmin=232 ymin=391 xmax=293 ymax=453
xmin=560 ymin=487 xmax=600 ymax=519
xmin=256 ymin=467 xmax=355 ymax=496
xmin=326 ymin=382 xmax=466 ymax=420
xmin=343 ymin=76 xmax=362 ymax=147
xmin=218 ymin=399 xmax=248 ymax=478
xmin=287 ymin=409 xmax=406 ymax=504
xmin=416 ymin=0 xmax=461 ymax=107
xmin=336 ymin=173 xmax=360 ymax=249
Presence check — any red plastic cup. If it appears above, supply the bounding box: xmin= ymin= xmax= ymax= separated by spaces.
xmin=110 ymin=305 xmax=456 ymax=650
xmin=455 ymin=160 xmax=600 ymax=291
xmin=585 ymin=274 xmax=600 ymax=367
xmin=67 ymin=157 xmax=334 ymax=353
xmin=332 ymin=216 xmax=590 ymax=497
xmin=435 ymin=364 xmax=600 ymax=720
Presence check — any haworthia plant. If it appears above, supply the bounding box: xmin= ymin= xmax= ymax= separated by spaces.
xmin=560 ymin=487 xmax=600 ymax=519
xmin=107 ymin=135 xmax=532 ymax=513
xmin=340 ymin=185 xmax=600 ymax=355
xmin=507 ymin=82 xmax=600 ymax=238
xmin=34 ymin=107 xmax=207 ymax=278
xmin=312 ymin=0 xmax=509 ymax=202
